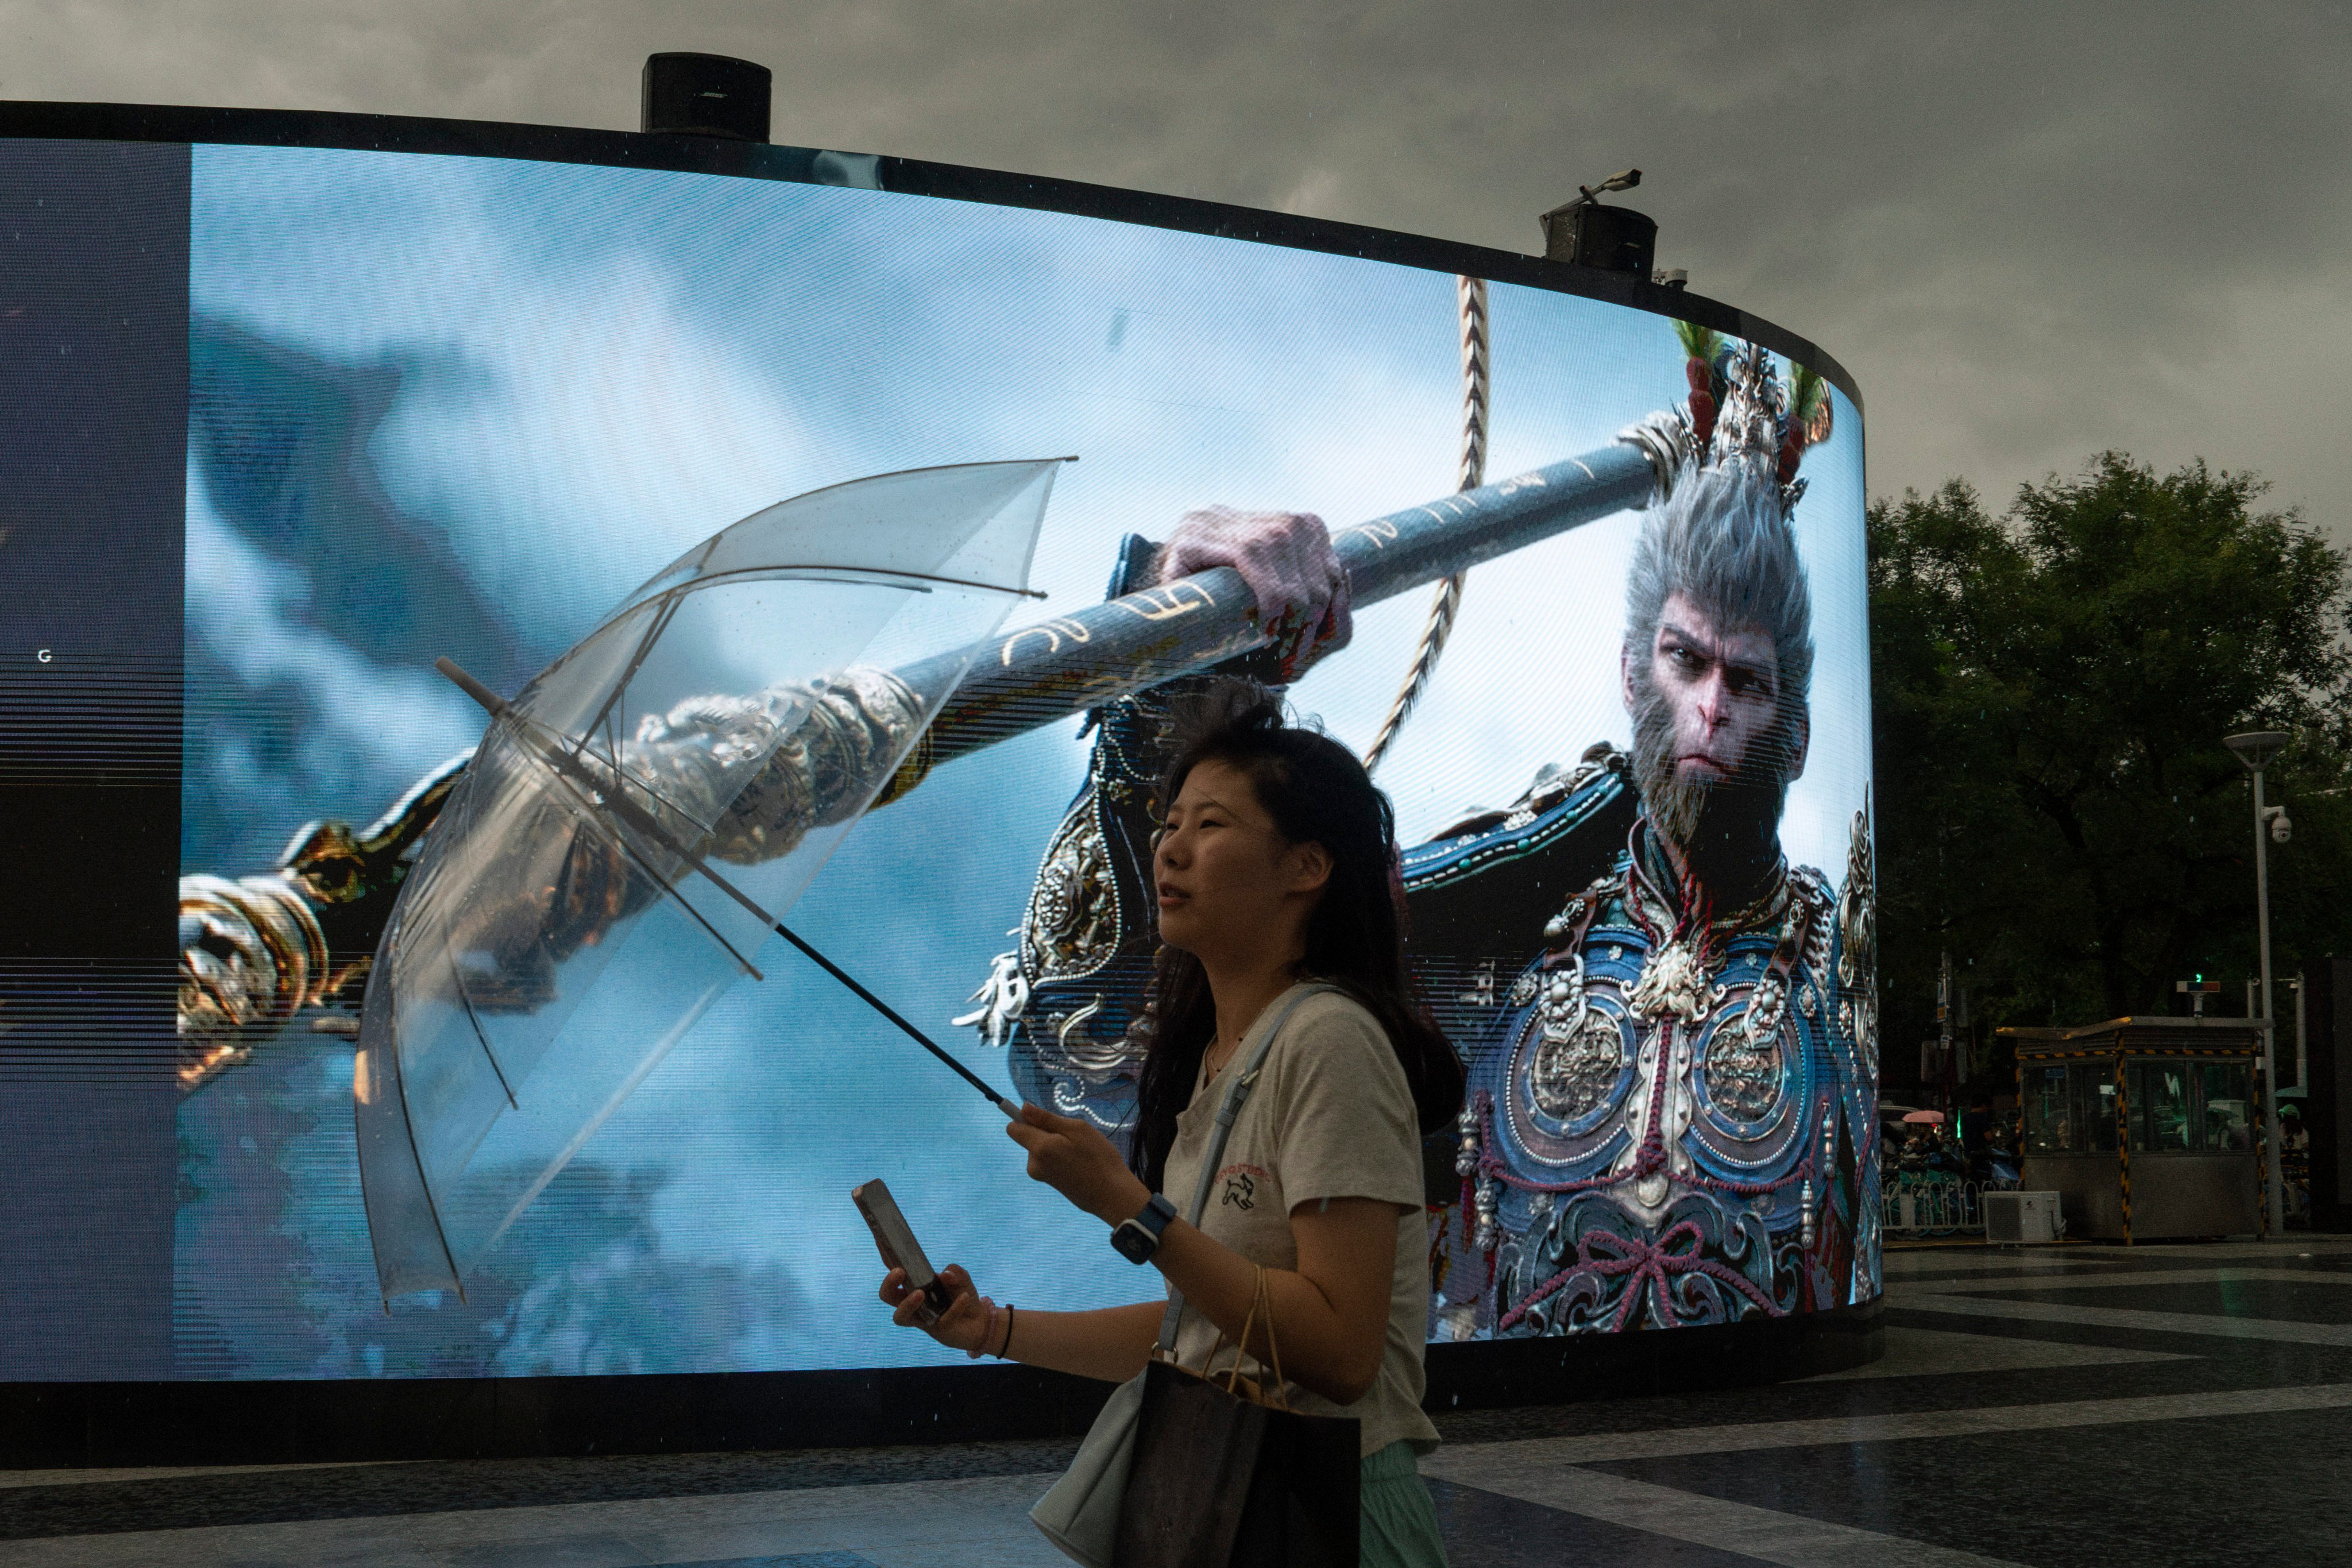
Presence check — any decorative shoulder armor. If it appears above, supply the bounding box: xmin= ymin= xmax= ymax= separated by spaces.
xmin=1402 ymin=744 xmax=1635 ymax=961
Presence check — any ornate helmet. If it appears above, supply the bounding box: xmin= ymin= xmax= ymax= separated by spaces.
xmin=1624 ymin=325 xmax=1833 ymax=517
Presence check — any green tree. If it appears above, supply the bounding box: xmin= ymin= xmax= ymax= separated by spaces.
xmin=1870 ymin=454 xmax=2352 ymax=1085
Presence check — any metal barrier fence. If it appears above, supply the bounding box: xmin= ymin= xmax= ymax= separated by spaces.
xmin=1882 ymin=1172 xmax=2019 ymax=1237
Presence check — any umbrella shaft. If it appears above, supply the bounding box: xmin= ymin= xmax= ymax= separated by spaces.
xmin=770 ymin=921 xmax=1018 ymax=1115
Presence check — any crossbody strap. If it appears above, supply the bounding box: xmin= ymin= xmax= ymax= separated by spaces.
xmin=1154 ymin=982 xmax=1342 ymax=1355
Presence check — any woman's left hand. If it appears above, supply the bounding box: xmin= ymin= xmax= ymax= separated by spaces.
xmin=1007 ymin=1103 xmax=1151 ymax=1227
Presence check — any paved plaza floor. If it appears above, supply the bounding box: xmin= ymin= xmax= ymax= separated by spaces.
xmin=8 ymin=1236 xmax=2352 ymax=1566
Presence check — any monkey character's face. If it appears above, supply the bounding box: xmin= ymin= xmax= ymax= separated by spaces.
xmin=1623 ymin=591 xmax=1807 ymax=859
xmin=1639 ymin=592 xmax=1787 ymax=789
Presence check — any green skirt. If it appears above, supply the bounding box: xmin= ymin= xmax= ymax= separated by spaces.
xmin=1360 ymin=1440 xmax=1449 ymax=1567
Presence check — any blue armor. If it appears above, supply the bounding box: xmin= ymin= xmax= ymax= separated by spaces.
xmin=1434 ymin=802 xmax=1879 ymax=1337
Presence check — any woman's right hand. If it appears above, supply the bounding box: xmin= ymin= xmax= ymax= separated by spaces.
xmin=880 ymin=1262 xmax=1001 ymax=1357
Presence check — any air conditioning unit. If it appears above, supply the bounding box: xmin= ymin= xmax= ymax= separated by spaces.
xmin=1984 ymin=1190 xmax=2062 ymax=1244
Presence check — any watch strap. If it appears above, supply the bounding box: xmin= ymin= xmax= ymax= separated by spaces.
xmin=1133 ymin=1192 xmax=1178 ymax=1242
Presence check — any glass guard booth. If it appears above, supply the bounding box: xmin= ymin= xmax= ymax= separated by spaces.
xmin=2002 ymin=1017 xmax=2265 ymax=1242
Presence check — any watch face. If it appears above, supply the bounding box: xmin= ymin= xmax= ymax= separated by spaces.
xmin=1111 ymin=1222 xmax=1153 ymax=1264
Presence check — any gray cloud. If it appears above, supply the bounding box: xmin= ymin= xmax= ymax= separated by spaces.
xmin=8 ymin=1 xmax=2349 ymax=531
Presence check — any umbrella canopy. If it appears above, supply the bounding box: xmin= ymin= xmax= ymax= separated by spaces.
xmin=354 ymin=460 xmax=1063 ymax=1301
xmin=1901 ymin=1110 xmax=1946 ymax=1126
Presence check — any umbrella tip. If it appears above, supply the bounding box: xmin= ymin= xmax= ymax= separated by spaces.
xmin=435 ymin=657 xmax=508 ymax=717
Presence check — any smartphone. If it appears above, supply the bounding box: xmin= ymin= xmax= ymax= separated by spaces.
xmin=852 ymin=1178 xmax=954 ymax=1321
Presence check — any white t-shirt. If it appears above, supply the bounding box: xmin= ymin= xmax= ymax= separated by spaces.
xmin=1160 ymin=984 xmax=1441 ymax=1458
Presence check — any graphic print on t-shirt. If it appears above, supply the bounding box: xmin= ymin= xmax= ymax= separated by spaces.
xmin=1219 ymin=1163 xmax=1271 ymax=1212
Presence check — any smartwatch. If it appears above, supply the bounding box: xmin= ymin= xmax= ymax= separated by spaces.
xmin=1111 ymin=1193 xmax=1180 ymax=1264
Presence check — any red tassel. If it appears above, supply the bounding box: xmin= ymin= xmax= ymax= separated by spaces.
xmin=1690 ymin=389 xmax=1717 ymax=450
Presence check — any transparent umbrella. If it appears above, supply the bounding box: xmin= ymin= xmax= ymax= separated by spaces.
xmin=354 ymin=459 xmax=1063 ymax=1302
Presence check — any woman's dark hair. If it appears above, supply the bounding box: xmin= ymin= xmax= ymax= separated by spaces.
xmin=1126 ymin=678 xmax=1464 ymax=1191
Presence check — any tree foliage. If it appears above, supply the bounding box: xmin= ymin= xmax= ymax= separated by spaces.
xmin=1870 ymin=454 xmax=2352 ymax=1080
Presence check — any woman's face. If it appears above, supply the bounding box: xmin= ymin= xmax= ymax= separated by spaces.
xmin=1153 ymin=758 xmax=1327 ymax=964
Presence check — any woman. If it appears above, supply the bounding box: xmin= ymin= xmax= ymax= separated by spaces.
xmin=880 ymin=678 xmax=1461 ymax=1565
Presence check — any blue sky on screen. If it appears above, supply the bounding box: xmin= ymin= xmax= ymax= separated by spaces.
xmin=179 ymin=144 xmax=1868 ymax=1376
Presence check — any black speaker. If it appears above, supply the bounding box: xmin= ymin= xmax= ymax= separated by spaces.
xmin=1541 ymin=203 xmax=1658 ymax=276
xmin=642 ymin=53 xmax=771 ymax=142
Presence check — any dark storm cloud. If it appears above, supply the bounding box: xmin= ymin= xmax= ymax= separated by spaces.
xmin=9 ymin=1 xmax=2348 ymax=530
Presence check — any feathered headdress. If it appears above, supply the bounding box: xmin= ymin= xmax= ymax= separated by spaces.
xmin=1662 ymin=321 xmax=1832 ymax=515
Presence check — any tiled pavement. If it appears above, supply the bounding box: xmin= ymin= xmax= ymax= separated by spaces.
xmin=9 ymin=1236 xmax=2352 ymax=1566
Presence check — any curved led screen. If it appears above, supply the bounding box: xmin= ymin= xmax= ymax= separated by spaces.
xmin=0 ymin=128 xmax=1872 ymax=1380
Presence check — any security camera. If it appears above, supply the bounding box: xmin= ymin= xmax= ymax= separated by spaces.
xmin=2272 ymin=813 xmax=2292 ymax=844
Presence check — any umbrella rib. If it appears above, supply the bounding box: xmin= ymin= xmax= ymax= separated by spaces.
xmin=507 ymin=721 xmax=771 ymax=984
xmin=375 ymin=912 xmax=469 ymax=1306
xmin=567 ymin=564 xmax=1029 ymax=756
xmin=597 ymin=816 xmax=770 ymax=983
xmin=612 ymin=563 xmax=1046 ymax=611
xmin=439 ymin=656 xmax=1014 ymax=1117
xmin=571 ymin=593 xmax=744 ymax=848
xmin=445 ymin=941 xmax=522 ymax=1109
xmin=574 ymin=593 xmax=684 ymax=782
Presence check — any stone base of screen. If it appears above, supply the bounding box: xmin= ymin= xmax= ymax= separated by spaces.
xmin=0 ymin=1299 xmax=1882 ymax=1467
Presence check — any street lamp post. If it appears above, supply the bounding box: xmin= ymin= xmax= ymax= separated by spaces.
xmin=2226 ymin=729 xmax=2291 ymax=1237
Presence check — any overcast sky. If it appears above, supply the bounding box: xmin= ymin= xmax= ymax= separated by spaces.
xmin=9 ymin=1 xmax=2349 ymax=538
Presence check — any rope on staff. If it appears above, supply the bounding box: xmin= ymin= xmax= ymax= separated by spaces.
xmin=1364 ymin=274 xmax=1488 ymax=774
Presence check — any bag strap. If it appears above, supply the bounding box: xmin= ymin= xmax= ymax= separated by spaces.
xmin=1226 ymin=1266 xmax=1291 ymax=1409
xmin=1212 ymin=1264 xmax=1265 ymax=1397
xmin=1155 ymin=982 xmax=1341 ymax=1356
xmin=1199 ymin=1265 xmax=1290 ymax=1410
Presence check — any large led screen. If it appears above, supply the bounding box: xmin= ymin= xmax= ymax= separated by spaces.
xmin=3 ymin=134 xmax=1872 ymax=1380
